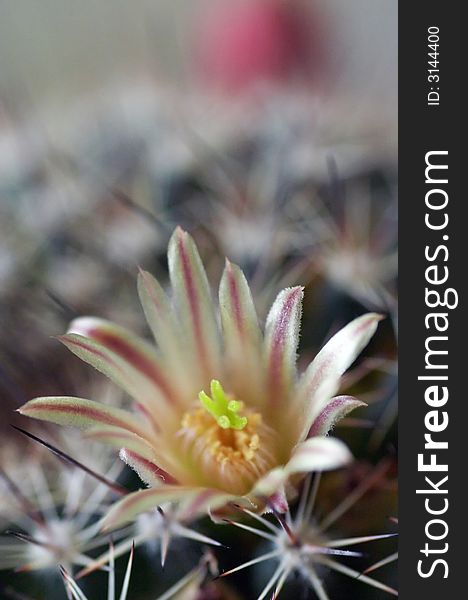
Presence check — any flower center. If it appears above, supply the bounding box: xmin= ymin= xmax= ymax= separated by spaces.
xmin=198 ymin=379 xmax=248 ymax=430
xmin=176 ymin=380 xmax=278 ymax=495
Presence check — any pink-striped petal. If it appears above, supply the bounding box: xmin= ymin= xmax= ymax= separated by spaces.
xmin=168 ymin=228 xmax=221 ymax=380
xmin=84 ymin=426 xmax=187 ymax=489
xmin=61 ymin=317 xmax=178 ymax=412
xmin=307 ymin=396 xmax=366 ymax=437
xmin=177 ymin=488 xmax=235 ymax=521
xmin=219 ymin=260 xmax=263 ymax=400
xmin=101 ymin=486 xmax=191 ymax=530
xmin=18 ymin=397 xmax=149 ymax=440
xmin=297 ymin=313 xmax=382 ymax=441
xmin=219 ymin=260 xmax=262 ymax=350
xmin=83 ymin=426 xmax=156 ymax=458
xmin=101 ymin=486 xmax=230 ymax=530
xmin=137 ymin=269 xmax=185 ymax=368
xmin=119 ymin=449 xmax=178 ymax=486
xmin=263 ymin=286 xmax=304 ymax=409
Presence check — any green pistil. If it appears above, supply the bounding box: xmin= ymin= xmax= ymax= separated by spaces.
xmin=199 ymin=380 xmax=248 ymax=430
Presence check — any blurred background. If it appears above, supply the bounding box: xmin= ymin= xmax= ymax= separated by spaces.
xmin=0 ymin=1 xmax=397 ymax=598
xmin=0 ymin=0 xmax=396 ymax=105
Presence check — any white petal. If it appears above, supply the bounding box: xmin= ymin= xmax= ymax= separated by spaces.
xmin=297 ymin=313 xmax=382 ymax=441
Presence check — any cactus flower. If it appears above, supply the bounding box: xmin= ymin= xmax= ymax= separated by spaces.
xmin=19 ymin=228 xmax=381 ymax=527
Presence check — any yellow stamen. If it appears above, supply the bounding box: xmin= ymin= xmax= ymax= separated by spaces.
xmin=178 ymin=406 xmax=277 ymax=495
xmin=198 ymin=380 xmax=248 ymax=430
